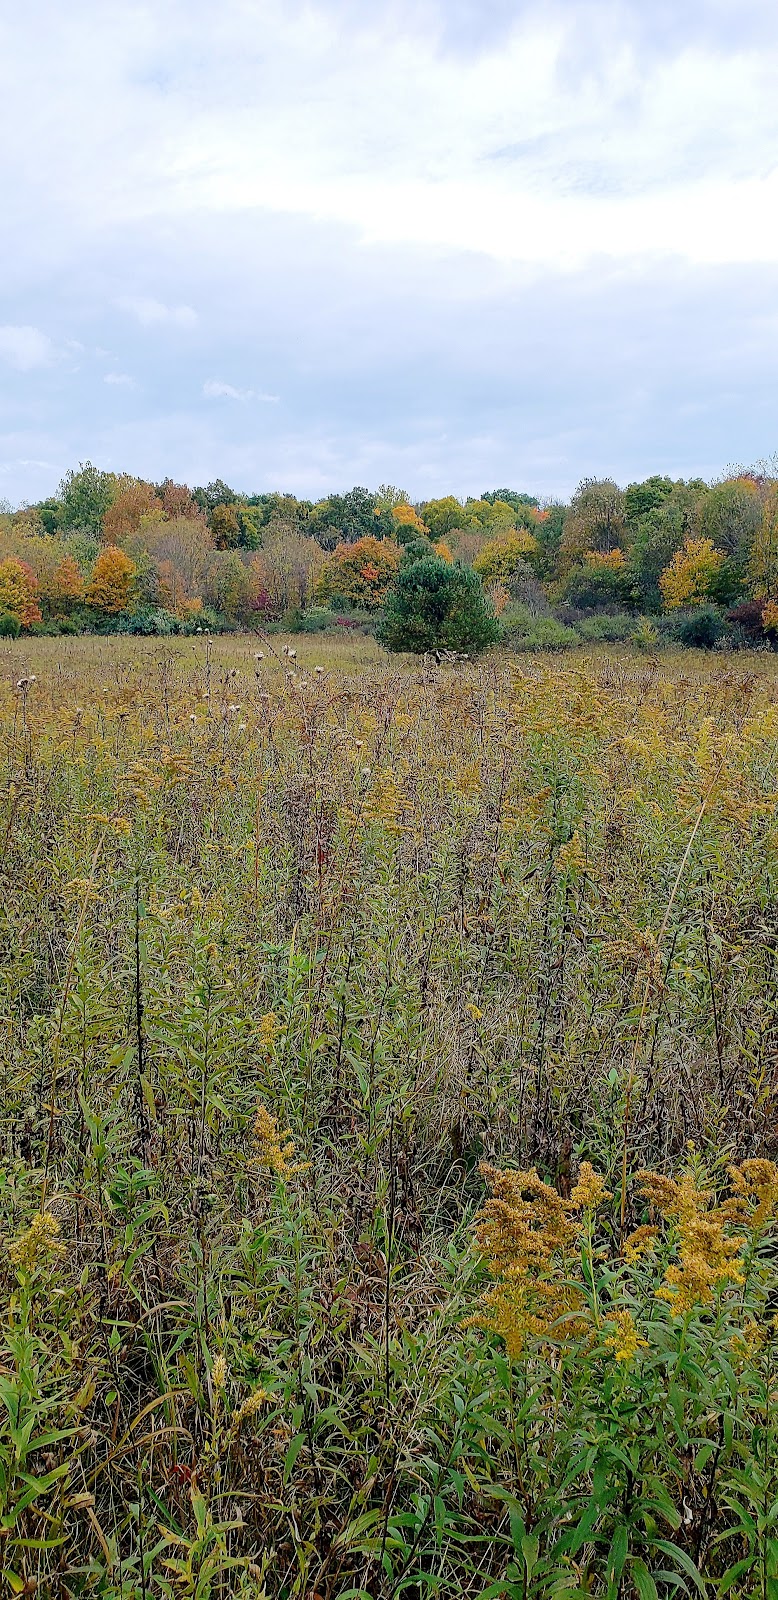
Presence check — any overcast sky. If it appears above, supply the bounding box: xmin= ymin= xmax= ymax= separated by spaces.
xmin=1 ymin=0 xmax=777 ymax=506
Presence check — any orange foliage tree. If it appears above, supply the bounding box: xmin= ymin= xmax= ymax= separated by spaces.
xmin=659 ymin=538 xmax=724 ymax=610
xmin=86 ymin=546 xmax=136 ymax=614
xmin=103 ymin=481 xmax=164 ymax=544
xmin=317 ymin=536 xmax=401 ymax=610
xmin=51 ymin=555 xmax=85 ymax=610
xmin=0 ymin=558 xmax=42 ymax=627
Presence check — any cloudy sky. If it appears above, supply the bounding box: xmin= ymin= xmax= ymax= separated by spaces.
xmin=1 ymin=0 xmax=777 ymax=506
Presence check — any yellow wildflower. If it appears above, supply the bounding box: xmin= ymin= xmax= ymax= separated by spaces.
xmin=555 ymin=830 xmax=586 ymax=877
xmin=623 ymin=1224 xmax=659 ymax=1263
xmin=212 ymin=1354 xmax=228 ymax=1390
xmin=727 ymin=1160 xmax=778 ymax=1231
xmin=9 ymin=1211 xmax=65 ymax=1273
xmin=231 ymin=1388 xmax=270 ymax=1430
xmin=569 ymin=1162 xmax=612 ymax=1212
xmin=259 ymin=1012 xmax=280 ymax=1058
xmin=638 ymin=1169 xmax=745 ymax=1316
xmin=465 ymin=1002 xmax=483 ymax=1022
xmin=253 ymin=1103 xmax=308 ymax=1178
xmin=605 ymin=1310 xmax=647 ymax=1364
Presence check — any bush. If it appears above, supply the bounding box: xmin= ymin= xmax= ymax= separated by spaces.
xmin=378 ymin=558 xmax=500 ymax=654
xmin=0 ymin=610 xmax=21 ymax=638
xmin=574 ymin=613 xmax=637 ymax=643
xmin=633 ymin=618 xmax=660 ymax=651
xmin=662 ymin=603 xmax=727 ymax=649
xmin=726 ymin=599 xmax=778 ymax=648
xmin=27 ymin=619 xmax=65 ymax=637
xmin=502 ymin=604 xmax=578 ymax=651
xmin=281 ymin=606 xmax=335 ymax=633
xmin=115 ymin=607 xmax=181 ymax=636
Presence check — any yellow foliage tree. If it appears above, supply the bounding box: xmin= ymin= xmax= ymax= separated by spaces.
xmin=584 ymin=548 xmax=627 ymax=571
xmin=392 ymin=503 xmax=428 ymax=535
xmin=86 ymin=545 xmax=136 ymax=614
xmin=473 ymin=529 xmax=538 ymax=584
xmin=659 ymin=538 xmax=724 ymax=610
xmin=0 ymin=558 xmax=42 ymax=627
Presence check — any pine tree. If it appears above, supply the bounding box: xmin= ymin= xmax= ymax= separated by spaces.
xmin=378 ymin=557 xmax=500 ymax=654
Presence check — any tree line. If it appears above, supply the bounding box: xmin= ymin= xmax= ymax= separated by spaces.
xmin=0 ymin=463 xmax=776 ymax=649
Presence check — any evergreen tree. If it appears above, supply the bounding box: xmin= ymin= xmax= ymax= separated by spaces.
xmin=378 ymin=557 xmax=500 ymax=654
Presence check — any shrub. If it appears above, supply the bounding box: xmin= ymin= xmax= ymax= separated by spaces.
xmin=633 ymin=617 xmax=660 ymax=651
xmin=574 ymin=613 xmax=637 ymax=643
xmin=294 ymin=606 xmax=336 ymax=633
xmin=0 ymin=609 xmax=21 ymax=637
xmin=726 ymin=599 xmax=778 ymax=648
xmin=115 ymin=606 xmax=180 ymax=636
xmin=502 ymin=604 xmax=579 ymax=651
xmin=662 ymin=603 xmax=727 ymax=648
xmin=378 ymin=557 xmax=500 ymax=654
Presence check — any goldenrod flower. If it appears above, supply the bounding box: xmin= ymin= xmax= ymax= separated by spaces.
xmin=623 ymin=1224 xmax=659 ymax=1263
xmin=605 ymin=1310 xmax=647 ymax=1364
xmin=253 ymin=1103 xmax=308 ymax=1178
xmin=569 ymin=1162 xmax=612 ymax=1212
xmin=9 ymin=1211 xmax=65 ymax=1273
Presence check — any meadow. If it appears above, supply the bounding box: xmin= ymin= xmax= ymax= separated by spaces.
xmin=1 ymin=633 xmax=777 ymax=1599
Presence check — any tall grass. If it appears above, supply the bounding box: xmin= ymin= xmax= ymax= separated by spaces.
xmin=0 ymin=634 xmax=777 ymax=1597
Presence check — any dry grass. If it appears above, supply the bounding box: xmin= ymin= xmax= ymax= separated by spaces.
xmin=0 ymin=636 xmax=777 ymax=1597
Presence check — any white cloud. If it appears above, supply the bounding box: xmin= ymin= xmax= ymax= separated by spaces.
xmin=202 ymin=379 xmax=278 ymax=401
xmin=117 ymin=296 xmax=197 ymax=328
xmin=0 ymin=325 xmax=55 ymax=370
xmin=104 ymin=371 xmax=135 ymax=386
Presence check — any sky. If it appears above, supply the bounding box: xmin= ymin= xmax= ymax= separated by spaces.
xmin=1 ymin=0 xmax=777 ymax=507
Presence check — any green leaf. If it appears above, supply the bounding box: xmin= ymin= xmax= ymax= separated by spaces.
xmin=630 ymin=1558 xmax=659 ymax=1600
xmin=651 ymin=1539 xmax=706 ymax=1594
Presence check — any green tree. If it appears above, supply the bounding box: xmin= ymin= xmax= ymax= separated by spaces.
xmin=378 ymin=558 xmax=500 ymax=654
xmin=560 ymin=478 xmax=627 ymax=567
xmin=310 ymin=488 xmax=394 ymax=549
xmin=624 ymin=476 xmax=677 ymax=523
xmin=192 ymin=479 xmax=239 ymax=515
xmin=31 ymin=497 xmax=63 ymax=535
xmin=699 ymin=477 xmax=763 ymax=561
xmin=480 ymin=489 xmax=539 ymax=513
xmin=418 ymin=496 xmax=467 ymax=539
xmin=626 ymin=482 xmax=707 ymax=611
xmin=59 ymin=462 xmax=119 ymax=534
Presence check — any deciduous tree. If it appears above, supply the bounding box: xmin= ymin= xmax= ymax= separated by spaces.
xmin=103 ymin=480 xmax=164 ymax=543
xmin=317 ymin=536 xmax=400 ymax=610
xmin=0 ymin=558 xmax=42 ymax=626
xmin=474 ymin=529 xmax=538 ymax=584
xmin=86 ymin=545 xmax=136 ymax=613
xmin=659 ymin=538 xmax=724 ymax=610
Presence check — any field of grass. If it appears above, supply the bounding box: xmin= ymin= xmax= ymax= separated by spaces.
xmin=1 ymin=633 xmax=778 ymax=1598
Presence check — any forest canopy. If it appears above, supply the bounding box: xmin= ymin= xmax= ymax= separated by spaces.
xmin=1 ymin=463 xmax=777 ymax=649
